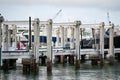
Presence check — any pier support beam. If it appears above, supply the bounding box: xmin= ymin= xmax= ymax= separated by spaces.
xmin=108 ymin=24 xmax=114 ymax=65
xmin=89 ymin=54 xmax=99 ymax=65
xmin=60 ymin=26 xmax=64 ymax=47
xmin=64 ymin=28 xmax=67 ymax=47
xmin=54 ymin=55 xmax=60 ymax=63
xmin=60 ymin=55 xmax=65 ymax=64
xmin=2 ymin=59 xmax=17 ymax=70
xmin=115 ymin=53 xmax=120 ymax=62
xmin=39 ymin=53 xmax=47 ymax=65
xmin=0 ymin=14 xmax=4 ymax=67
xmin=22 ymin=18 xmax=40 ymax=73
xmin=2 ymin=24 xmax=9 ymax=50
xmin=91 ymin=59 xmax=98 ymax=65
xmin=23 ymin=18 xmax=40 ymax=73
xmin=11 ymin=24 xmax=17 ymax=49
xmin=56 ymin=29 xmax=60 ymax=47
xmin=70 ymin=27 xmax=74 ymax=49
xmin=99 ymin=22 xmax=105 ymax=65
xmin=22 ymin=58 xmax=38 ymax=73
xmin=8 ymin=29 xmax=12 ymax=48
xmin=69 ymin=55 xmax=74 ymax=64
xmin=33 ymin=18 xmax=40 ymax=63
xmin=75 ymin=21 xmax=81 ymax=68
xmin=54 ymin=55 xmax=67 ymax=64
xmin=81 ymin=55 xmax=86 ymax=62
xmin=46 ymin=19 xmax=52 ymax=72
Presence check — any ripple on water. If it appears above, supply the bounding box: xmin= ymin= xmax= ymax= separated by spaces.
xmin=1 ymin=63 xmax=120 ymax=80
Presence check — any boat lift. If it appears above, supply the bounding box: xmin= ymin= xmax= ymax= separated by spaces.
xmin=0 ymin=17 xmax=117 ymax=69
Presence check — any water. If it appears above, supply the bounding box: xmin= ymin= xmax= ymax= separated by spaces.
xmin=1 ymin=63 xmax=120 ymax=80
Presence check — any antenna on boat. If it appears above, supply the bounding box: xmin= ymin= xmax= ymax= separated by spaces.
xmin=105 ymin=12 xmax=112 ymax=36
xmin=107 ymin=12 xmax=111 ymax=25
xmin=52 ymin=9 xmax=62 ymax=20
xmin=29 ymin=16 xmax=31 ymax=50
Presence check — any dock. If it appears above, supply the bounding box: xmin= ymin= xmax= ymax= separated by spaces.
xmin=0 ymin=14 xmax=120 ymax=73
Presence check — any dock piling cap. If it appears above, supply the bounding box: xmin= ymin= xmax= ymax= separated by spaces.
xmin=48 ymin=19 xmax=53 ymax=24
xmin=74 ymin=20 xmax=81 ymax=26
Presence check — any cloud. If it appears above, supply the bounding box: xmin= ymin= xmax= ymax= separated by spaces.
xmin=0 ymin=0 xmax=120 ymax=10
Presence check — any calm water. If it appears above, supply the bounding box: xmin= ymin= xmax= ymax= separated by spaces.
xmin=1 ymin=62 xmax=120 ymax=80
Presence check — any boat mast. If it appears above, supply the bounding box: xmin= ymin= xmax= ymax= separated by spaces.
xmin=107 ymin=12 xmax=111 ymax=25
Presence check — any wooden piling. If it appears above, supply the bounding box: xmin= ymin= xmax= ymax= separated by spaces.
xmin=2 ymin=59 xmax=9 ymax=70
xmin=22 ymin=58 xmax=39 ymax=73
xmin=47 ymin=58 xmax=52 ymax=72
xmin=75 ymin=59 xmax=80 ymax=69
xmin=81 ymin=55 xmax=86 ymax=63
xmin=60 ymin=55 xmax=65 ymax=64
xmin=2 ymin=59 xmax=17 ymax=70
xmin=109 ymin=55 xmax=114 ymax=65
xmin=99 ymin=55 xmax=104 ymax=66
xmin=54 ymin=55 xmax=60 ymax=63
xmin=69 ymin=55 xmax=74 ymax=64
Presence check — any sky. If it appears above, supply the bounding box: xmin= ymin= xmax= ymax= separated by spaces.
xmin=0 ymin=0 xmax=120 ymax=25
